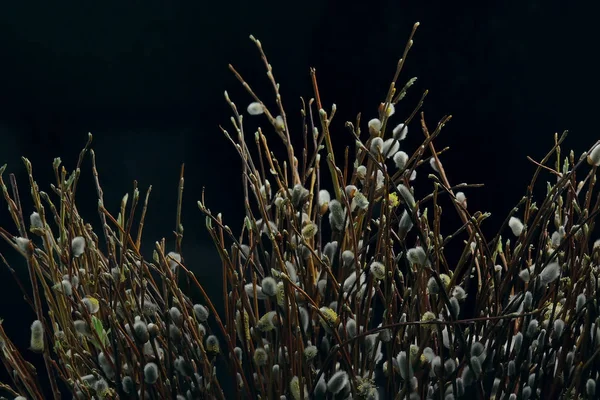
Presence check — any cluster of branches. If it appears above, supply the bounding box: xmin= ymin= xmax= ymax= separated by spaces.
xmin=1 ymin=22 xmax=600 ymax=400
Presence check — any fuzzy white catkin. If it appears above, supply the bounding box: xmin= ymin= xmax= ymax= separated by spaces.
xmin=328 ymin=200 xmax=345 ymax=231
xmin=15 ymin=237 xmax=30 ymax=254
xmin=539 ymin=261 xmax=560 ymax=285
xmin=471 ymin=342 xmax=484 ymax=357
xmin=74 ymin=320 xmax=90 ymax=335
xmin=444 ymin=358 xmax=456 ymax=374
xmin=427 ymin=277 xmax=440 ymax=294
xmin=356 ymin=165 xmax=367 ymax=180
xmin=234 ymin=347 xmax=243 ymax=362
xmin=398 ymin=209 xmax=413 ymax=236
xmin=452 ymin=286 xmax=467 ymax=300
xmin=429 ymin=157 xmax=440 ymax=173
xmin=551 ymin=228 xmax=564 ymax=247
xmin=553 ymin=319 xmax=565 ymax=339
xmin=491 ymin=378 xmax=501 ymax=398
xmin=259 ymin=179 xmax=271 ymax=200
xmin=82 ymin=297 xmax=99 ymax=314
xmin=260 ymin=277 xmax=278 ymax=297
xmin=519 ymin=266 xmax=534 ymax=283
xmin=247 ymin=102 xmax=264 ymax=115
xmin=370 ymin=137 xmax=384 ymax=155
xmin=586 ymin=378 xmax=596 ymax=397
xmin=341 ymin=250 xmax=355 ymax=268
xmin=299 ymin=307 xmax=309 ymax=333
xmin=523 ymin=291 xmax=533 ymax=311
xmin=508 ymin=217 xmax=524 ymax=236
xmin=144 ymin=362 xmax=159 ymax=384
xmin=169 ymin=307 xmax=183 ymax=326
xmin=449 ymin=297 xmax=460 ymax=317
xmin=98 ymin=352 xmax=114 ymax=378
xmin=527 ymin=373 xmax=536 ymax=388
xmin=407 ymin=246 xmax=427 ymax=266
xmin=318 ymin=189 xmax=331 ymax=207
xmin=284 ymin=261 xmax=298 ymax=283
xmin=323 ymin=241 xmax=338 ymax=262
xmin=133 ymin=320 xmax=149 ymax=343
xmin=253 ymin=348 xmax=268 ymax=366
xmin=290 ymin=376 xmax=301 ymax=400
xmin=327 ymin=371 xmax=348 ymax=394
xmin=193 ymin=304 xmax=209 ymax=322
xmin=508 ymin=360 xmax=516 ymax=376
xmin=397 ymin=184 xmax=416 ymax=209
xmin=382 ymin=138 xmax=400 ymax=158
xmin=71 ymin=236 xmax=86 ymax=257
xmin=95 ymin=379 xmax=109 ymax=398
xmin=513 ymin=333 xmax=523 ymax=353
xmin=368 ymin=118 xmax=382 ymax=133
xmin=54 ymin=280 xmax=72 ymax=296
xmin=344 ymin=318 xmax=357 ymax=338
xmin=393 ymin=123 xmax=408 ymax=140
xmin=30 ymin=211 xmax=43 ymax=228
xmin=275 ymin=115 xmax=285 ymax=131
xmin=587 ymin=143 xmax=600 ymax=166
xmin=526 ymin=319 xmax=539 ymax=338
xmin=292 ymin=184 xmax=310 ymax=207
xmin=121 ymin=376 xmax=135 ymax=394
xmin=244 ymin=283 xmax=266 ymax=299
xmin=30 ymin=320 xmax=44 ymax=352
xmin=370 ymin=261 xmax=386 ymax=280
xmin=167 ymin=251 xmax=181 ymax=271
xmin=382 ymin=102 xmax=395 ymax=116
xmin=314 ymin=376 xmax=327 ymax=396
xmin=393 ymin=151 xmax=409 ymax=170
xmin=206 ymin=335 xmax=220 ymax=353
xmin=303 ymin=345 xmax=318 ymax=360
xmin=421 ymin=347 xmax=434 ymax=363
xmin=317 ymin=279 xmax=327 ymax=297
xmin=302 ymin=222 xmax=318 ymax=238
xmin=398 ymin=351 xmax=413 ymax=380
xmin=576 ymin=293 xmax=586 ymax=314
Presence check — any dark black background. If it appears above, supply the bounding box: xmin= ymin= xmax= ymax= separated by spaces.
xmin=0 ymin=0 xmax=597 ymax=398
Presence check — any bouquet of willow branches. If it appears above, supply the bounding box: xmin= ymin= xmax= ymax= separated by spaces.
xmin=2 ymin=22 xmax=600 ymax=400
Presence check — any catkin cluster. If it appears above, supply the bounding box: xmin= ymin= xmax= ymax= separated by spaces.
xmin=1 ymin=25 xmax=600 ymax=400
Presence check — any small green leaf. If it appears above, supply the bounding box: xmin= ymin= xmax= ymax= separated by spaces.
xmin=91 ymin=316 xmax=109 ymax=347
